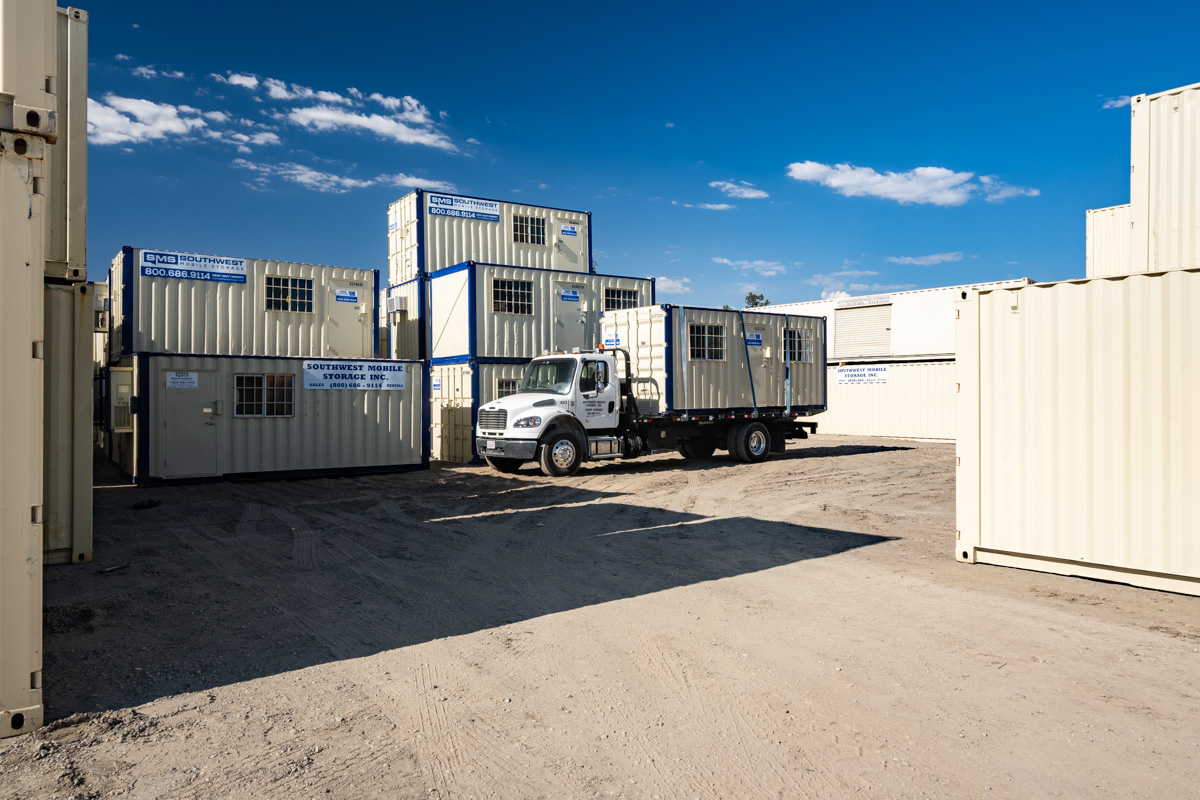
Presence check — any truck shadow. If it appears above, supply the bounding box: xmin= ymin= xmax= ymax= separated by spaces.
xmin=552 ymin=443 xmax=916 ymax=477
xmin=44 ymin=470 xmax=892 ymax=719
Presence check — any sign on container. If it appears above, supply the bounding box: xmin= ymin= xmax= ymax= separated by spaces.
xmin=139 ymin=249 xmax=247 ymax=284
xmin=165 ymin=372 xmax=198 ymax=389
xmin=837 ymin=365 xmax=889 ymax=384
xmin=303 ymin=360 xmax=406 ymax=390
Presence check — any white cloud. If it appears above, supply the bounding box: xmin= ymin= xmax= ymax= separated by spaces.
xmin=822 ymin=290 xmax=851 ymax=300
xmin=697 ymin=203 xmax=733 ymax=210
xmin=1103 ymin=95 xmax=1132 ymax=109
xmin=886 ymin=251 xmax=963 ymax=266
xmin=86 ymin=94 xmax=206 ymax=145
xmin=203 ymin=110 xmax=231 ymax=123
xmin=213 ymin=72 xmax=260 ymax=90
xmin=466 ymin=137 xmax=481 ymax=145
xmin=787 ymin=161 xmax=1042 ymax=206
xmin=133 ymin=66 xmax=156 ymax=79
xmin=538 ymin=183 xmax=549 ymax=190
xmin=713 ymin=257 xmax=787 ymax=277
xmin=709 ymin=180 xmax=769 ymax=199
xmin=978 ymin=175 xmax=1040 ymax=202
xmin=162 ymin=70 xmax=185 ymax=80
xmin=665 ymin=122 xmax=674 ymax=128
xmin=657 ymin=277 xmax=692 ymax=294
xmin=380 ymin=173 xmax=456 ymax=191
xmin=114 ymin=53 xmax=131 ymax=62
xmin=850 ymin=283 xmax=918 ymax=292
xmin=366 ymin=93 xmax=433 ymax=124
xmin=233 ymin=158 xmax=456 ymax=194
xmin=833 ymin=269 xmax=879 ymax=277
xmin=288 ymin=104 xmax=456 ymax=151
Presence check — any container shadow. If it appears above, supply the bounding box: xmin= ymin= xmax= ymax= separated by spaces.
xmin=45 ymin=469 xmax=891 ymax=719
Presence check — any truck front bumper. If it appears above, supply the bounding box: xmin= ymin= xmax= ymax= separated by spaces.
xmin=476 ymin=437 xmax=538 ymax=461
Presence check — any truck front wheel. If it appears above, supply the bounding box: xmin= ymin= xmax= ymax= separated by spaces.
xmin=728 ymin=422 xmax=771 ymax=464
xmin=539 ymin=432 xmax=582 ymax=477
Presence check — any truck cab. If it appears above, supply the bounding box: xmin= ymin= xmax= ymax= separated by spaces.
xmin=476 ymin=350 xmax=630 ymax=476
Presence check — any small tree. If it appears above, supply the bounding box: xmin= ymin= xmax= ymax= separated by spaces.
xmin=744 ymin=291 xmax=769 ymax=308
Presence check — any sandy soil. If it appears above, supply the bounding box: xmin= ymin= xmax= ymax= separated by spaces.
xmin=2 ymin=436 xmax=1198 ymax=799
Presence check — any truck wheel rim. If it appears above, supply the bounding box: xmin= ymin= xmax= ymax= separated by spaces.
xmin=551 ymin=440 xmax=576 ymax=468
xmin=748 ymin=430 xmax=767 ymax=457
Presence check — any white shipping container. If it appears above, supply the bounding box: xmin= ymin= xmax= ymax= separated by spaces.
xmin=430 ymin=263 xmax=654 ymax=362
xmin=43 ymin=284 xmax=93 ymax=565
xmin=817 ymin=361 xmax=956 ymax=440
xmin=388 ymin=190 xmax=592 ymax=285
xmin=43 ymin=7 xmax=87 ymax=283
xmin=1130 ymin=81 xmax=1200 ymax=274
xmin=111 ymin=354 xmax=427 ymax=482
xmin=108 ymin=247 xmax=378 ymax=362
xmin=957 ymin=270 xmax=1200 ymax=595
xmin=430 ymin=362 xmax=529 ymax=462
xmin=600 ymin=306 xmax=826 ymax=414
xmin=1086 ymin=204 xmax=1132 ymax=279
xmin=766 ymin=279 xmax=1034 ymax=361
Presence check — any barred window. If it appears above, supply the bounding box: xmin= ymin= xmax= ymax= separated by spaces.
xmin=235 ymin=374 xmax=294 ymax=417
xmin=492 ymin=279 xmax=534 ymax=315
xmin=689 ymin=323 xmax=725 ymax=361
xmin=265 ymin=276 xmax=314 ymax=313
xmin=513 ymin=215 xmax=547 ymax=246
xmin=604 ymin=288 xmax=640 ymax=310
xmin=784 ymin=328 xmax=814 ymax=364
xmin=496 ymin=379 xmax=519 ymax=398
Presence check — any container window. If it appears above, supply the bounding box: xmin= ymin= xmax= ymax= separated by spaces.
xmin=604 ymin=288 xmax=640 ymax=311
xmin=493 ymin=279 xmax=534 ymax=315
xmin=235 ymin=374 xmax=294 ymax=417
xmin=689 ymin=323 xmax=725 ymax=361
xmin=265 ymin=276 xmax=314 ymax=313
xmin=513 ymin=215 xmax=547 ymax=246
xmin=496 ymin=379 xmax=519 ymax=399
xmin=784 ymin=328 xmax=814 ymax=364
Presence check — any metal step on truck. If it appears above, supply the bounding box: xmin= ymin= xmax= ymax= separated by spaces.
xmin=475 ymin=304 xmax=827 ymax=476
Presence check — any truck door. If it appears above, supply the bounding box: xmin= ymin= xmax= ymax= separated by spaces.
xmin=577 ymin=357 xmax=619 ymax=430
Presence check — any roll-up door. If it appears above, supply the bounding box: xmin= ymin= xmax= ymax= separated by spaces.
xmin=834 ymin=304 xmax=892 ymax=358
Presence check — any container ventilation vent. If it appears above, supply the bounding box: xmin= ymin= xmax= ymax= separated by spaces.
xmin=386 ymin=296 xmax=408 ymax=314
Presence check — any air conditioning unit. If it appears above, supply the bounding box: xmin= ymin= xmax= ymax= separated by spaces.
xmin=386 ymin=295 xmax=408 ymax=314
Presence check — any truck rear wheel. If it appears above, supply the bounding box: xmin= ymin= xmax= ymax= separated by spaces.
xmin=485 ymin=456 xmax=524 ymax=474
xmin=678 ymin=439 xmax=717 ymax=459
xmin=538 ymin=432 xmax=582 ymax=477
xmin=728 ymin=422 xmax=770 ymax=464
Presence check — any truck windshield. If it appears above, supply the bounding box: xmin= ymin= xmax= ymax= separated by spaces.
xmin=519 ymin=359 xmax=577 ymax=395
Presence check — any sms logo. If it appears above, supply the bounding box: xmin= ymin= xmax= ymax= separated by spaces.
xmin=144 ymin=252 xmax=178 ymax=265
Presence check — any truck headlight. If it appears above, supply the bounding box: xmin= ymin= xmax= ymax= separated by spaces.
xmin=512 ymin=416 xmax=542 ymax=428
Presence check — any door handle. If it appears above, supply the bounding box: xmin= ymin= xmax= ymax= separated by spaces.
xmin=607 ymin=401 xmax=615 ymax=413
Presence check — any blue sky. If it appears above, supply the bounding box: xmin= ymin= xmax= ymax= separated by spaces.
xmin=85 ymin=1 xmax=1198 ymax=307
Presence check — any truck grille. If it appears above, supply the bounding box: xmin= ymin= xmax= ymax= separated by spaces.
xmin=478 ymin=408 xmax=508 ymax=430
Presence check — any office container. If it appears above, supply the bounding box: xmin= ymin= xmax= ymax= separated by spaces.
xmin=388 ymin=190 xmax=592 ymax=285
xmin=957 ymin=270 xmax=1200 ymax=595
xmin=108 ymin=247 xmax=378 ymax=362
xmin=430 ymin=263 xmax=653 ymax=362
xmin=816 ymin=361 xmax=956 ymax=440
xmin=43 ymin=284 xmax=93 ymax=565
xmin=109 ymin=354 xmax=427 ymax=482
xmin=43 ymin=7 xmax=86 ymax=283
xmin=430 ymin=361 xmax=529 ymax=462
xmin=1086 ymin=204 xmax=1132 ymax=279
xmin=1130 ymin=81 xmax=1200 ymax=274
xmin=600 ymin=306 xmax=826 ymax=415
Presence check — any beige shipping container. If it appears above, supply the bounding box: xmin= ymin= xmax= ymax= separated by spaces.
xmin=1130 ymin=81 xmax=1200 ymax=274
xmin=430 ymin=362 xmax=528 ymax=462
xmin=112 ymin=354 xmax=426 ymax=482
xmin=956 ymin=270 xmax=1200 ymax=595
xmin=385 ymin=277 xmax=425 ymax=360
xmin=818 ymin=361 xmax=956 ymax=440
xmin=1086 ymin=204 xmax=1132 ymax=279
xmin=388 ymin=190 xmax=591 ymax=285
xmin=43 ymin=8 xmax=87 ymax=283
xmin=430 ymin=263 xmax=654 ymax=361
xmin=108 ymin=247 xmax=378 ymax=362
xmin=600 ymin=306 xmax=826 ymax=415
xmin=43 ymin=284 xmax=93 ymax=565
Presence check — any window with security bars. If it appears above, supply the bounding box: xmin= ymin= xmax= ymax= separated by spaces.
xmin=688 ymin=323 xmax=725 ymax=361
xmin=512 ymin=215 xmax=547 ymax=246
xmin=265 ymin=276 xmax=314 ymax=313
xmin=235 ymin=374 xmax=294 ymax=417
xmin=496 ymin=379 xmax=519 ymax=398
xmin=604 ymin=288 xmax=640 ymax=310
xmin=784 ymin=328 xmax=814 ymax=363
xmin=492 ymin=279 xmax=534 ymax=315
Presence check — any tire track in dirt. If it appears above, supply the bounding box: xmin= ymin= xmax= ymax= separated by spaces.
xmin=272 ymin=507 xmax=321 ymax=570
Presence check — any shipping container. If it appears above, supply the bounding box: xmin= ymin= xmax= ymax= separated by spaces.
xmin=957 ymin=270 xmax=1200 ymax=596
xmin=430 ymin=361 xmax=529 ymax=462
xmin=430 ymin=262 xmax=654 ymax=363
xmin=108 ymin=247 xmax=379 ymax=363
xmin=600 ymin=306 xmax=826 ymax=415
xmin=1130 ymin=81 xmax=1200 ymax=274
xmin=1 ymin=0 xmax=56 ymax=735
xmin=108 ymin=354 xmax=427 ymax=483
xmin=43 ymin=284 xmax=93 ymax=565
xmin=817 ymin=362 xmax=956 ymax=440
xmin=384 ymin=276 xmax=426 ymax=360
xmin=388 ymin=190 xmax=592 ymax=286
xmin=1086 ymin=204 xmax=1132 ymax=279
xmin=43 ymin=7 xmax=86 ymax=283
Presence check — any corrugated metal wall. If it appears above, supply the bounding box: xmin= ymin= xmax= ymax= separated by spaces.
xmin=388 ymin=191 xmax=592 ymax=285
xmin=136 ymin=355 xmax=425 ymax=481
xmin=430 ymin=362 xmax=529 ymax=462
xmin=816 ymin=362 xmax=955 ymax=439
xmin=957 ymin=270 xmax=1200 ymax=595
xmin=1131 ymin=82 xmax=1200 ymax=274
xmin=1086 ymin=204 xmax=1132 ymax=278
xmin=386 ymin=278 xmax=425 ymax=360
xmin=113 ymin=249 xmax=376 ymax=360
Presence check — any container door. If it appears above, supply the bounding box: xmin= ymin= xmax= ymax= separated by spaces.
xmin=161 ymin=370 xmax=219 ymax=477
xmin=326 ymin=279 xmax=371 ymax=358
xmin=551 ymin=215 xmax=587 ymax=272
xmin=553 ymin=280 xmax=589 ymax=352
xmin=743 ymin=321 xmax=772 ymax=408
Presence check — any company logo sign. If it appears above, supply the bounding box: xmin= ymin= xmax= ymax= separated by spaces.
xmin=139 ymin=249 xmax=248 ymax=284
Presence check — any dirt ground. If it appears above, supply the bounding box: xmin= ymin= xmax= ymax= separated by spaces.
xmin=2 ymin=436 xmax=1198 ymax=799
